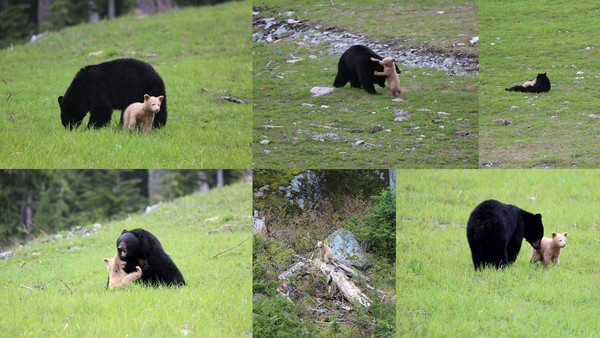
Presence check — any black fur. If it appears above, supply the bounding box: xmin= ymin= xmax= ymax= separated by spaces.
xmin=58 ymin=58 xmax=168 ymax=129
xmin=466 ymin=200 xmax=544 ymax=270
xmin=505 ymin=73 xmax=551 ymax=93
xmin=333 ymin=45 xmax=401 ymax=94
xmin=116 ymin=229 xmax=185 ymax=286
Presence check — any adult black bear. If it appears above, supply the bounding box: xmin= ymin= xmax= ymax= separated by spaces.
xmin=466 ymin=199 xmax=544 ymax=270
xmin=505 ymin=73 xmax=551 ymax=93
xmin=58 ymin=58 xmax=168 ymax=129
xmin=116 ymin=229 xmax=185 ymax=286
xmin=333 ymin=45 xmax=400 ymax=94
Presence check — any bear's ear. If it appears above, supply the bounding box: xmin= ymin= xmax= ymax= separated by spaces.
xmin=563 ymin=232 xmax=567 ymax=237
xmin=157 ymin=95 xmax=164 ymax=102
xmin=121 ymin=229 xmax=128 ymax=234
xmin=103 ymin=258 xmax=110 ymax=264
xmin=552 ymin=232 xmax=557 ymax=237
xmin=144 ymin=94 xmax=150 ymax=101
xmin=535 ymin=213 xmax=542 ymax=221
xmin=58 ymin=96 xmax=63 ymax=105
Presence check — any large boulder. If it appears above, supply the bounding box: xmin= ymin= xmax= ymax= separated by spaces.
xmin=326 ymin=228 xmax=371 ymax=269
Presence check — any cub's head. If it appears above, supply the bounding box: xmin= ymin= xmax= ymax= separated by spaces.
xmin=552 ymin=232 xmax=567 ymax=248
xmin=104 ymin=253 xmax=127 ymax=274
xmin=143 ymin=94 xmax=164 ymax=114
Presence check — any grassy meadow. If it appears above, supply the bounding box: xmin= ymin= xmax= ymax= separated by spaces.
xmin=479 ymin=1 xmax=600 ymax=168
xmin=253 ymin=1 xmax=478 ymax=168
xmin=397 ymin=170 xmax=600 ymax=336
xmin=0 ymin=1 xmax=251 ymax=168
xmin=0 ymin=182 xmax=252 ymax=336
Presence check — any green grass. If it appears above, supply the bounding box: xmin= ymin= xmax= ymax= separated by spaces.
xmin=479 ymin=1 xmax=600 ymax=168
xmin=252 ymin=1 xmax=478 ymax=169
xmin=0 ymin=182 xmax=252 ymax=336
xmin=397 ymin=170 xmax=600 ymax=336
xmin=0 ymin=2 xmax=251 ymax=168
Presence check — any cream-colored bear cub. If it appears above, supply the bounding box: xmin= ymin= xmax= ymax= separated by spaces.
xmin=123 ymin=94 xmax=164 ymax=134
xmin=104 ymin=252 xmax=142 ymax=289
xmin=530 ymin=232 xmax=567 ymax=267
xmin=316 ymin=241 xmax=333 ymax=264
xmin=370 ymin=57 xmax=401 ymax=97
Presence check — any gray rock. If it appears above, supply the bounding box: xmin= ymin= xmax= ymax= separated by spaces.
xmin=327 ymin=228 xmax=371 ymax=269
xmin=259 ymin=139 xmax=271 ymax=145
xmin=310 ymin=86 xmax=334 ymax=97
xmin=0 ymin=251 xmax=13 ymax=260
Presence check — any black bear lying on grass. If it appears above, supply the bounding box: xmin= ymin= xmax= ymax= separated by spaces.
xmin=333 ymin=45 xmax=401 ymax=94
xmin=116 ymin=228 xmax=185 ymax=286
xmin=505 ymin=73 xmax=551 ymax=93
xmin=58 ymin=58 xmax=168 ymax=129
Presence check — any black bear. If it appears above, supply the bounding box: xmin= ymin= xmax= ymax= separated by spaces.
xmin=333 ymin=45 xmax=400 ymax=94
xmin=466 ymin=199 xmax=544 ymax=270
xmin=58 ymin=58 xmax=168 ymax=129
xmin=505 ymin=73 xmax=551 ymax=93
xmin=116 ymin=229 xmax=185 ymax=286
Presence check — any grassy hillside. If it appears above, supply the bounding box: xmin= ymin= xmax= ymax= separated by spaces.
xmin=397 ymin=170 xmax=600 ymax=336
xmin=0 ymin=182 xmax=252 ymax=336
xmin=479 ymin=1 xmax=600 ymax=168
xmin=252 ymin=0 xmax=478 ymax=169
xmin=0 ymin=1 xmax=251 ymax=168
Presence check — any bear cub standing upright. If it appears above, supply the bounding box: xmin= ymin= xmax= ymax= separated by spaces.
xmin=123 ymin=94 xmax=164 ymax=134
xmin=530 ymin=232 xmax=567 ymax=267
xmin=104 ymin=252 xmax=142 ymax=290
xmin=370 ymin=57 xmax=401 ymax=97
xmin=466 ymin=199 xmax=544 ymax=270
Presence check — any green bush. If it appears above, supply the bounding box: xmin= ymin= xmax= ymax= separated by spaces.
xmin=253 ymin=298 xmax=314 ymax=337
xmin=348 ymin=188 xmax=396 ymax=261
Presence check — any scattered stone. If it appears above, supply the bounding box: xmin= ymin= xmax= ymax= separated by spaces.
xmin=469 ymin=36 xmax=479 ymax=45
xmin=393 ymin=109 xmax=412 ymax=122
xmin=144 ymin=204 xmax=160 ymax=214
xmin=370 ymin=125 xmax=385 ymax=133
xmin=312 ymin=133 xmax=341 ymax=141
xmin=301 ymin=103 xmax=315 ymax=107
xmin=354 ymin=140 xmax=366 ymax=146
xmin=589 ymin=114 xmax=599 ymax=119
xmin=0 ymin=251 xmax=13 ymax=260
xmin=286 ymin=58 xmax=304 ymax=64
xmin=437 ymin=111 xmax=450 ymax=116
xmin=310 ymin=86 xmax=334 ymax=97
xmin=508 ymin=106 xmax=520 ymax=110
xmin=320 ymin=105 xmax=329 ymax=108
xmin=259 ymin=139 xmax=271 ymax=145
xmin=308 ymin=55 xmax=317 ymax=59
xmin=392 ymin=97 xmax=406 ymax=102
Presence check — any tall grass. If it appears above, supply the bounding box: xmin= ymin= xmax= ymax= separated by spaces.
xmin=0 ymin=182 xmax=252 ymax=336
xmin=0 ymin=1 xmax=252 ymax=168
xmin=397 ymin=170 xmax=600 ymax=336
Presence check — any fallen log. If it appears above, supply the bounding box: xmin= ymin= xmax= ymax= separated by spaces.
xmin=317 ymin=261 xmax=371 ymax=307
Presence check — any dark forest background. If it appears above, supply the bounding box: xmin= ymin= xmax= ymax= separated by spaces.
xmin=0 ymin=0 xmax=239 ymax=49
xmin=0 ymin=169 xmax=250 ymax=247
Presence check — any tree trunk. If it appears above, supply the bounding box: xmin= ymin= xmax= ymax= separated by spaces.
xmin=37 ymin=0 xmax=53 ymax=29
xmin=136 ymin=0 xmax=155 ymax=15
xmin=243 ymin=169 xmax=252 ymax=183
xmin=108 ymin=0 xmax=116 ymax=20
xmin=198 ymin=171 xmax=210 ymax=193
xmin=89 ymin=0 xmax=100 ymax=23
xmin=389 ymin=169 xmax=396 ymax=195
xmin=155 ymin=0 xmax=176 ymax=12
xmin=216 ymin=170 xmax=224 ymax=188
xmin=148 ymin=170 xmax=165 ymax=203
